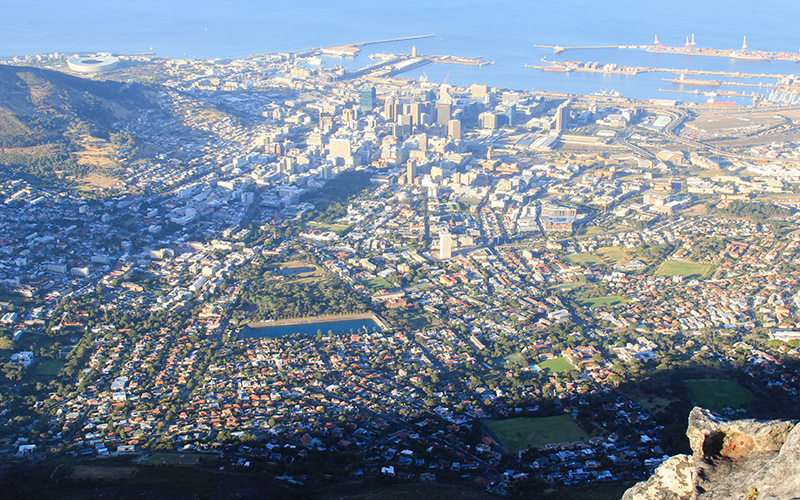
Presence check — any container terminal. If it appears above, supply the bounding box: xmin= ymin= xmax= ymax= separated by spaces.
xmin=537 ymin=34 xmax=800 ymax=62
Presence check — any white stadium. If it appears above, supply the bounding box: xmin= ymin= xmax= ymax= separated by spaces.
xmin=67 ymin=56 xmax=119 ymax=74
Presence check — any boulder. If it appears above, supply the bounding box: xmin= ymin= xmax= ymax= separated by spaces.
xmin=622 ymin=407 xmax=800 ymax=500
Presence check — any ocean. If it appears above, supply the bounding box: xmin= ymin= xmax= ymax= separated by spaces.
xmin=4 ymin=0 xmax=800 ymax=102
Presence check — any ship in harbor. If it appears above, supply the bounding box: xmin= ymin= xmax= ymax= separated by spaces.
xmin=729 ymin=51 xmax=772 ymax=61
xmin=729 ymin=36 xmax=772 ymax=61
xmin=664 ymin=73 xmax=721 ymax=87
xmin=647 ymin=34 xmax=795 ymax=62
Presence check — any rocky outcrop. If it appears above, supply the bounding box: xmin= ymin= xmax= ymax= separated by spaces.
xmin=622 ymin=408 xmax=800 ymax=500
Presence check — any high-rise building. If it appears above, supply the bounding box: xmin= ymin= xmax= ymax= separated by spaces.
xmin=397 ymin=114 xmax=412 ymax=137
xmin=448 ymin=119 xmax=461 ymax=140
xmin=504 ymin=104 xmax=516 ymax=127
xmin=469 ymin=83 xmax=488 ymax=99
xmin=479 ymin=111 xmax=497 ymax=130
xmin=329 ymin=138 xmax=351 ymax=163
xmin=435 ymin=103 xmax=451 ymax=125
xmin=439 ymin=228 xmax=452 ymax=259
xmin=384 ymin=97 xmax=398 ymax=122
xmin=555 ymin=100 xmax=571 ymax=132
xmin=342 ymin=108 xmax=356 ymax=122
xmin=406 ymin=159 xmax=418 ymax=184
xmin=418 ymin=133 xmax=427 ymax=151
xmin=360 ymin=85 xmax=376 ymax=112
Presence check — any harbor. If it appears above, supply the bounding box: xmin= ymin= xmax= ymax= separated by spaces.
xmin=345 ymin=51 xmax=490 ymax=80
xmin=534 ymin=35 xmax=800 ymax=62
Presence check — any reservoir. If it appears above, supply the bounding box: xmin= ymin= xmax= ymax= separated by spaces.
xmin=241 ymin=317 xmax=382 ymax=339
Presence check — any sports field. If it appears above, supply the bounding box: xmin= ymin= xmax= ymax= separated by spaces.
xmin=35 ymin=359 xmax=65 ymax=376
xmin=361 ymin=276 xmax=392 ymax=291
xmin=566 ymin=253 xmax=604 ymax=268
xmin=485 ymin=415 xmax=589 ymax=453
xmin=656 ymin=260 xmax=713 ymax=280
xmin=686 ymin=378 xmax=753 ymax=410
xmin=596 ymin=246 xmax=632 ymax=265
xmin=579 ymin=295 xmax=628 ymax=308
xmin=538 ymin=357 xmax=576 ymax=374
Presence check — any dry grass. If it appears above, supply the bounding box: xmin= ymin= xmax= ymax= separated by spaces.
xmin=68 ymin=465 xmax=139 ymax=480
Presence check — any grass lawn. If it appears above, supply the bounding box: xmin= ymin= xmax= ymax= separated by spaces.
xmin=686 ymin=379 xmax=753 ymax=410
xmin=596 ymin=246 xmax=632 ymax=265
xmin=306 ymin=221 xmax=352 ymax=236
xmin=656 ymin=260 xmax=713 ymax=280
xmin=538 ymin=357 xmax=577 ymax=374
xmin=137 ymin=453 xmax=203 ymax=466
xmin=548 ymin=275 xmax=586 ymax=292
xmin=35 ymin=359 xmax=65 ymax=376
xmin=316 ymin=483 xmax=499 ymax=500
xmin=579 ymin=295 xmax=628 ymax=308
xmin=406 ymin=315 xmax=430 ymax=329
xmin=504 ymin=353 xmax=526 ymax=367
xmin=361 ymin=276 xmax=392 ymax=291
xmin=485 ymin=415 xmax=590 ymax=453
xmin=566 ymin=253 xmax=604 ymax=268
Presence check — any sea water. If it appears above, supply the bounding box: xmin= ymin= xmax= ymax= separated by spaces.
xmin=4 ymin=0 xmax=799 ymax=101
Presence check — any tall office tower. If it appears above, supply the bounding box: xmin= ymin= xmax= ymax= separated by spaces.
xmin=329 ymin=138 xmax=351 ymax=163
xmin=478 ymin=111 xmax=497 ymax=130
xmin=555 ymin=100 xmax=571 ymax=132
xmin=342 ymin=108 xmax=356 ymax=123
xmin=435 ymin=103 xmax=451 ymax=125
xmin=398 ymin=114 xmax=413 ymax=137
xmin=469 ymin=83 xmax=488 ymax=99
xmin=410 ymin=101 xmax=422 ymax=126
xmin=448 ymin=119 xmax=461 ymax=140
xmin=439 ymin=228 xmax=452 ymax=259
xmin=384 ymin=97 xmax=398 ymax=121
xmin=504 ymin=104 xmax=516 ymax=127
xmin=406 ymin=159 xmax=418 ymax=184
xmin=418 ymin=133 xmax=427 ymax=151
xmin=360 ymin=85 xmax=376 ymax=112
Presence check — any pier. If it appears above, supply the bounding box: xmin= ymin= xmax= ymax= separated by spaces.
xmin=348 ymin=52 xmax=489 ymax=79
xmin=527 ymin=60 xmax=788 ymax=82
xmin=352 ymin=34 xmax=435 ymax=47
xmin=534 ymin=44 xmax=647 ymax=54
xmin=322 ymin=34 xmax=435 ymax=57
xmin=535 ymin=38 xmax=800 ymax=62
xmin=427 ymin=55 xmax=491 ymax=66
xmin=344 ymin=57 xmax=404 ymax=79
xmin=659 ymin=89 xmax=756 ymax=98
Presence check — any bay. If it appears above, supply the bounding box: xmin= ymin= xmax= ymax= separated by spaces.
xmin=4 ymin=1 xmax=800 ymax=101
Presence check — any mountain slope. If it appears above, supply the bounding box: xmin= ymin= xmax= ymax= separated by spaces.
xmin=0 ymin=64 xmax=153 ymax=148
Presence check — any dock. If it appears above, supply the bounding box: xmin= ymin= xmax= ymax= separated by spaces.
xmin=659 ymin=88 xmax=755 ymax=98
xmin=526 ymin=59 xmax=789 ymax=83
xmin=352 ymin=34 xmax=435 ymax=47
xmin=322 ymin=34 xmax=435 ymax=57
xmin=534 ymin=44 xmax=647 ymax=54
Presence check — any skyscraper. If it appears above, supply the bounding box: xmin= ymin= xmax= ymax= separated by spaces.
xmin=410 ymin=101 xmax=422 ymax=126
xmin=360 ymin=85 xmax=376 ymax=113
xmin=448 ymin=119 xmax=461 ymax=140
xmin=439 ymin=228 xmax=452 ymax=260
xmin=329 ymin=138 xmax=351 ymax=164
xmin=435 ymin=103 xmax=451 ymax=125
xmin=479 ymin=112 xmax=497 ymax=130
xmin=406 ymin=159 xmax=418 ymax=185
xmin=384 ymin=97 xmax=398 ymax=122
xmin=555 ymin=100 xmax=571 ymax=132
xmin=504 ymin=104 xmax=516 ymax=127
